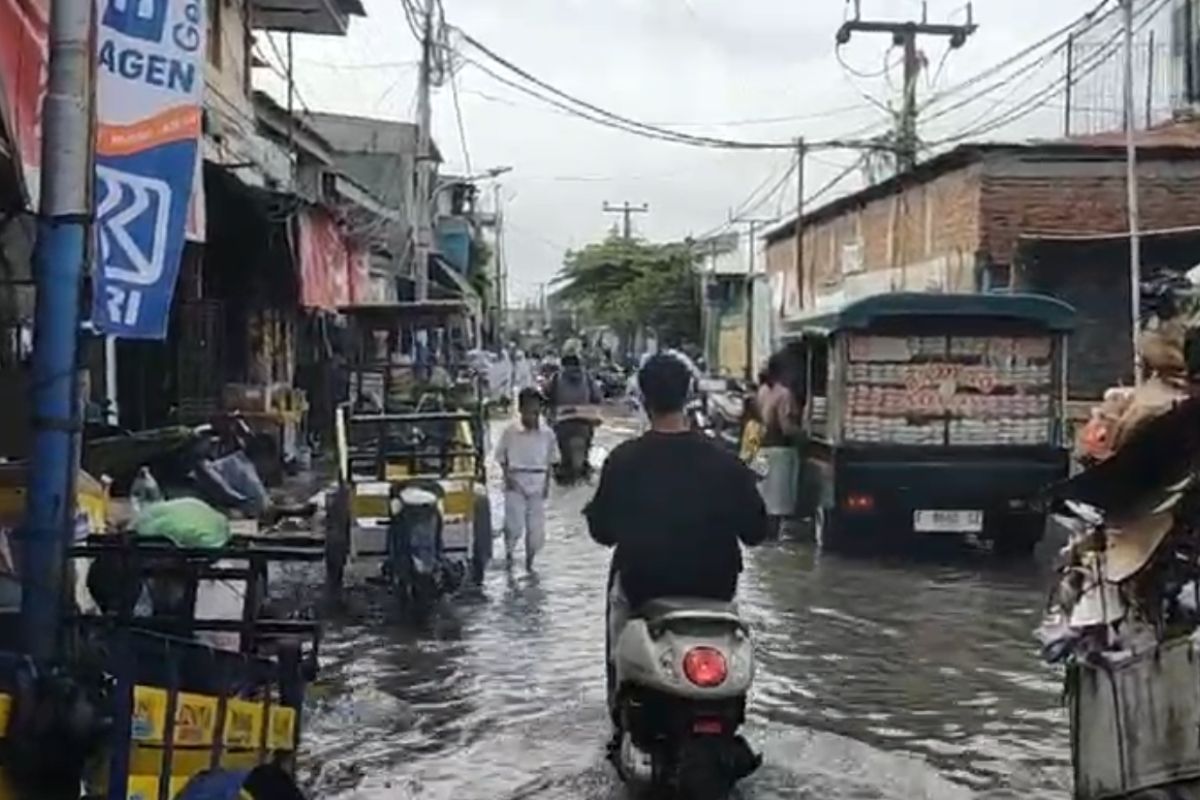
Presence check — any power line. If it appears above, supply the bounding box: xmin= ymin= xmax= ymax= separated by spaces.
xmin=920 ymin=0 xmax=1114 ymax=112
xmin=449 ymin=62 xmax=473 ymax=174
xmin=917 ymin=2 xmax=1123 ymax=130
xmin=454 ymin=29 xmax=885 ymax=153
xmin=263 ymin=32 xmax=314 ymax=115
xmin=294 ymin=58 xmax=419 ymax=71
xmin=694 ymin=156 xmax=798 ymax=241
xmin=930 ymin=0 xmax=1169 ymax=146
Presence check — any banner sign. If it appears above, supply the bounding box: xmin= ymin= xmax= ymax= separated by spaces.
xmin=296 ymin=208 xmax=352 ymax=310
xmin=0 ymin=0 xmax=49 ymax=208
xmin=91 ymin=0 xmax=205 ymax=339
xmin=348 ymin=245 xmax=371 ymax=304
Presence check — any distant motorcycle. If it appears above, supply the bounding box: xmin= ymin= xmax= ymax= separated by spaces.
xmin=553 ymin=406 xmax=603 ymax=485
xmin=686 ymin=397 xmax=716 ymax=440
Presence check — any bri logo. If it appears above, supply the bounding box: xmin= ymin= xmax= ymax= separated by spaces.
xmin=96 ymin=165 xmax=172 ymax=326
xmin=102 ymin=0 xmax=168 ymax=43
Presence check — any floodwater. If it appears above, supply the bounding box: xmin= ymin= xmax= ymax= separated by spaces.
xmin=298 ymin=421 xmax=1069 ymax=800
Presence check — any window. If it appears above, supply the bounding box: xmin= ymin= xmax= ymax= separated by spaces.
xmin=1173 ymin=0 xmax=1199 ymax=104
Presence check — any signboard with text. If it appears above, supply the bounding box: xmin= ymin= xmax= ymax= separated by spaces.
xmin=91 ymin=0 xmax=205 ymax=339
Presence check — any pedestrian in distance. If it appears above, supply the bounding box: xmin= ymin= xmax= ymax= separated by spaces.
xmin=495 ymin=388 xmax=560 ymax=571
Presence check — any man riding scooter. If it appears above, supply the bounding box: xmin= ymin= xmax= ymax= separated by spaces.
xmin=585 ymin=354 xmax=768 ymax=794
xmin=546 ymin=346 xmax=602 ymax=483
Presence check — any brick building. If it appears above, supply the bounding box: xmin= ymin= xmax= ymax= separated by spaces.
xmin=763 ymin=124 xmax=1200 ymax=321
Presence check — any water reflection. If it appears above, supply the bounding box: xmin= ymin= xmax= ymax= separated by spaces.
xmin=300 ymin=428 xmax=1070 ymax=799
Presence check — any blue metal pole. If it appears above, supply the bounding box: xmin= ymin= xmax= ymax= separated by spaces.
xmin=21 ymin=0 xmax=93 ymax=661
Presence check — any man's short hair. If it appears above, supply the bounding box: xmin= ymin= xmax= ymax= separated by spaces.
xmin=518 ymin=388 xmax=543 ymax=408
xmin=638 ymin=354 xmax=691 ymax=415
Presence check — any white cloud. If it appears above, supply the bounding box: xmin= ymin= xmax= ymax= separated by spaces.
xmin=267 ymin=0 xmax=1118 ymax=300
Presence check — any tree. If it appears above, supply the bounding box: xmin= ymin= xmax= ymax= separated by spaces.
xmin=553 ymin=234 xmax=700 ymax=348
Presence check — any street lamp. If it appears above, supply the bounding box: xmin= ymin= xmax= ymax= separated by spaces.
xmin=432 ymin=165 xmax=512 ymax=198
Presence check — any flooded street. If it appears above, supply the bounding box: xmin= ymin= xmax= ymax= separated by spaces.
xmin=300 ymin=422 xmax=1069 ymax=800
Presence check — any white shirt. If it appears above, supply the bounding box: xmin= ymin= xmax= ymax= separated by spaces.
xmin=513 ymin=356 xmax=534 ymax=390
xmin=495 ymin=422 xmax=559 ymax=495
xmin=489 ymin=355 xmax=513 ymax=400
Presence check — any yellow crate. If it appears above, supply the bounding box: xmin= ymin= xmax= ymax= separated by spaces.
xmin=268 ymin=706 xmax=296 ymax=751
xmin=224 ymin=698 xmax=264 ymax=749
xmin=126 ymin=774 xmax=191 ymax=800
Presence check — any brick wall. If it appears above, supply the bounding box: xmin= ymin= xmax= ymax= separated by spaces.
xmin=980 ymin=156 xmax=1200 ymax=266
xmin=764 ymin=150 xmax=1200 ymax=321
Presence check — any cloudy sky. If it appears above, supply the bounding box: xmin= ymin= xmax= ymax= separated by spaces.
xmin=258 ymin=0 xmax=1151 ymax=301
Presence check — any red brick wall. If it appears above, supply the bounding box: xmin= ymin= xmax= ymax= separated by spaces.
xmin=980 ymin=158 xmax=1200 ymax=266
xmin=763 ymin=153 xmax=1200 ymax=317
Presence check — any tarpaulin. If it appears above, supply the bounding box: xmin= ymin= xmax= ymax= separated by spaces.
xmin=91 ymin=0 xmax=205 ymax=339
xmin=0 ymin=0 xmax=48 ymax=208
xmin=348 ymin=244 xmax=371 ymax=304
xmin=296 ymin=207 xmax=352 ymax=310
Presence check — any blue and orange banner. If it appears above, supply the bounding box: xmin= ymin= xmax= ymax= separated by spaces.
xmin=91 ymin=0 xmax=205 ymax=339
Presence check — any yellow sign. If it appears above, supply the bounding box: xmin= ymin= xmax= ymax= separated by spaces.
xmin=174 ymin=693 xmax=217 ymax=746
xmin=267 ymin=706 xmax=296 ymax=751
xmin=132 ymin=687 xmax=168 ymax=743
xmin=224 ymin=698 xmax=264 ymax=749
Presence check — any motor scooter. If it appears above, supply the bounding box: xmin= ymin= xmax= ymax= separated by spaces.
xmin=552 ymin=405 xmax=602 ymax=485
xmin=385 ymin=480 xmax=465 ymax=620
xmin=609 ymin=597 xmax=761 ymax=799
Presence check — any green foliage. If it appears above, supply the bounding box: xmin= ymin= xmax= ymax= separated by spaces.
xmin=554 ymin=235 xmax=700 ymax=347
xmin=468 ymin=237 xmax=494 ymax=308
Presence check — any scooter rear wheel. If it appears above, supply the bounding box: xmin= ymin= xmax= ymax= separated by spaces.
xmin=674 ymin=739 xmax=738 ymax=800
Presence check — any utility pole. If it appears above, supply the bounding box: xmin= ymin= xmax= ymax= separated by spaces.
xmin=730 ymin=217 xmax=773 ymax=381
xmin=792 ymin=138 xmax=806 ymax=316
xmin=602 ymin=201 xmax=649 ymax=241
xmin=836 ymin=3 xmax=977 ymax=171
xmin=413 ymin=0 xmax=436 ymax=301
xmin=493 ymin=183 xmax=506 ymax=344
xmin=1064 ymin=33 xmax=1075 ymax=137
xmin=1122 ymin=0 xmax=1143 ymax=383
xmin=24 ymin=0 xmax=92 ymax=660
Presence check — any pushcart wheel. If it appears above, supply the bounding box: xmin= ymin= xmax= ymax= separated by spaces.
xmin=471 ymin=492 xmax=493 ymax=585
xmin=324 ymin=486 xmax=350 ymax=599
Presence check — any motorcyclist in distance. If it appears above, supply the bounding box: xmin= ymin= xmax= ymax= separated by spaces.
xmin=586 ymin=354 xmax=769 ymax=713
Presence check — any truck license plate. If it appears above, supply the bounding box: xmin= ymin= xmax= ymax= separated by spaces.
xmin=914 ymin=510 xmax=984 ymax=533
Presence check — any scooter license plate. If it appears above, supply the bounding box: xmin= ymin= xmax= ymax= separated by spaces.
xmin=913 ymin=510 xmax=984 ymax=533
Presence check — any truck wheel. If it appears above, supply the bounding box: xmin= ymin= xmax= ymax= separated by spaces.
xmin=991 ymin=512 xmax=1045 ymax=559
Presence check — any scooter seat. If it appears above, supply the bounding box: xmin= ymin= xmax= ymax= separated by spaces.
xmin=633 ymin=597 xmax=741 ymax=626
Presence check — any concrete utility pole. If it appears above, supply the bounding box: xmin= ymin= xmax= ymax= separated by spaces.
xmin=493 ymin=183 xmax=506 ymax=343
xmin=836 ymin=2 xmax=977 ymax=171
xmin=24 ymin=0 xmax=92 ymax=660
xmin=792 ymin=138 xmax=806 ymax=316
xmin=413 ymin=0 xmax=437 ymax=301
xmin=1122 ymin=0 xmax=1143 ymax=383
xmin=602 ymin=201 xmax=649 ymax=241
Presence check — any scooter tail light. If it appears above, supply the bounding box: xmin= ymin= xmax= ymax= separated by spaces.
xmin=682 ymin=646 xmax=728 ymax=688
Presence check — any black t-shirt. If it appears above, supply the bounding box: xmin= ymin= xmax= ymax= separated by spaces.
xmin=585 ymin=430 xmax=768 ymax=608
